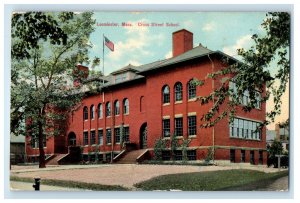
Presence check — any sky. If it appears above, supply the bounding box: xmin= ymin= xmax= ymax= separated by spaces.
xmin=85 ymin=12 xmax=288 ymax=130
xmin=87 ymin=12 xmax=268 ymax=74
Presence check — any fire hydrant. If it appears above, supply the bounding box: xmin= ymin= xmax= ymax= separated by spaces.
xmin=32 ymin=178 xmax=41 ymax=191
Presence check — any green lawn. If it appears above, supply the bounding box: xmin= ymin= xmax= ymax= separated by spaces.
xmin=134 ymin=169 xmax=288 ymax=191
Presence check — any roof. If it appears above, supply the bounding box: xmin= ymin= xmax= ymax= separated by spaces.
xmin=83 ymin=44 xmax=240 ymax=91
xmin=110 ymin=64 xmax=139 ymax=75
xmin=138 ymin=45 xmax=214 ymax=74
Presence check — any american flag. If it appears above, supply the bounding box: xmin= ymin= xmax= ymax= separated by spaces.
xmin=104 ymin=36 xmax=114 ymax=51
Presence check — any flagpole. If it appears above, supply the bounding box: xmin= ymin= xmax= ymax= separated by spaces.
xmin=102 ymin=34 xmax=105 ymax=101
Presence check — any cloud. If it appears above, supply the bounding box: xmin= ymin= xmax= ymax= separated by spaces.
xmin=202 ymin=22 xmax=216 ymax=32
xmin=105 ymin=19 xmax=165 ymax=73
xmin=165 ymin=50 xmax=172 ymax=59
xmin=183 ymin=20 xmax=194 ymax=29
xmin=222 ymin=35 xmax=253 ymax=57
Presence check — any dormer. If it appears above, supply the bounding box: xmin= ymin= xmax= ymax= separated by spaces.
xmin=111 ymin=64 xmax=139 ymax=84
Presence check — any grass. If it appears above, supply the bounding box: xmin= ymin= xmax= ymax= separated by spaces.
xmin=134 ymin=169 xmax=288 ymax=191
xmin=10 ymin=176 xmax=128 ymax=191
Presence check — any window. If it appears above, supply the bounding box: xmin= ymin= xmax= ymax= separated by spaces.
xmin=188 ymin=116 xmax=197 ymax=136
xmin=259 ymin=150 xmax=263 ymax=165
xmin=115 ymin=73 xmax=127 ymax=83
xmin=241 ymin=150 xmax=245 ymax=163
xmin=98 ymin=129 xmax=103 ymax=145
xmin=230 ymin=117 xmax=262 ymax=141
xmin=105 ymin=153 xmax=112 ymax=162
xmin=162 ymin=85 xmax=170 ymax=103
xmin=175 ymin=117 xmax=183 ymax=136
xmin=174 ymin=150 xmax=183 ymax=160
xmin=114 ymin=128 xmax=120 ymax=143
xmin=162 ymin=150 xmax=171 ymax=160
xmin=106 ymin=129 xmax=111 ymax=144
xmin=188 ymin=80 xmax=196 ymax=99
xmin=174 ymin=82 xmax=183 ymax=102
xmin=140 ymin=96 xmax=145 ymax=112
xmin=230 ymin=149 xmax=235 ymax=163
xmin=162 ymin=119 xmax=170 ymax=137
xmin=229 ymin=81 xmax=262 ymax=109
xmin=83 ymin=106 xmax=88 ymax=120
xmin=90 ymin=105 xmax=95 ymax=119
xmin=250 ymin=150 xmax=255 ymax=165
xmin=124 ymin=127 xmax=130 ymax=142
xmin=90 ymin=130 xmax=95 ymax=145
xmin=114 ymin=100 xmax=120 ymax=115
xmin=123 ymin=99 xmax=129 ymax=114
xmin=187 ymin=150 xmax=197 ymax=160
xmin=255 ymin=92 xmax=262 ymax=109
xmin=98 ymin=103 xmax=103 ymax=118
xmin=83 ymin=131 xmax=88 ymax=145
xmin=106 ymin=102 xmax=111 ymax=117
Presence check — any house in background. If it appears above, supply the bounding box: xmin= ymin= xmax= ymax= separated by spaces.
xmin=275 ymin=123 xmax=289 ymax=152
xmin=266 ymin=129 xmax=276 ymax=147
xmin=25 ymin=29 xmax=267 ymax=165
xmin=10 ymin=133 xmax=25 ymax=164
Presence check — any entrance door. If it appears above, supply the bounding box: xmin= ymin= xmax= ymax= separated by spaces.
xmin=68 ymin=132 xmax=76 ymax=146
xmin=140 ymin=123 xmax=147 ymax=149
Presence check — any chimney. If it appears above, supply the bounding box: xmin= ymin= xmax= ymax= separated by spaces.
xmin=73 ymin=64 xmax=89 ymax=87
xmin=172 ymin=29 xmax=193 ymax=57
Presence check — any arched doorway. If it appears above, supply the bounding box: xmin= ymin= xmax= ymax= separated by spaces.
xmin=140 ymin=123 xmax=147 ymax=149
xmin=68 ymin=132 xmax=76 ymax=146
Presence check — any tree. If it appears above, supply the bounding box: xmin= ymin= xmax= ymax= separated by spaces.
xmin=267 ymin=140 xmax=284 ymax=168
xmin=11 ymin=12 xmax=96 ymax=168
xmin=198 ymin=12 xmax=290 ymax=128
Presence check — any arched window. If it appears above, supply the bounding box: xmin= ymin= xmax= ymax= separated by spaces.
xmin=114 ymin=100 xmax=120 ymax=115
xmin=98 ymin=103 xmax=103 ymax=118
xmin=162 ymin=85 xmax=170 ymax=104
xmin=123 ymin=98 xmax=129 ymax=114
xmin=106 ymin=102 xmax=111 ymax=117
xmin=83 ymin=106 xmax=88 ymax=120
xmin=174 ymin=82 xmax=183 ymax=101
xmin=140 ymin=96 xmax=144 ymax=112
xmin=90 ymin=105 xmax=95 ymax=119
xmin=188 ymin=80 xmax=196 ymax=99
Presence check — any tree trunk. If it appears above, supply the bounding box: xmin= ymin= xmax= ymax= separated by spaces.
xmin=38 ymin=119 xmax=46 ymax=168
xmin=38 ymin=107 xmax=46 ymax=168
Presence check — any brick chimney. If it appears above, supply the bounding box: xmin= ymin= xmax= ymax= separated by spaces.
xmin=73 ymin=64 xmax=89 ymax=87
xmin=172 ymin=29 xmax=193 ymax=57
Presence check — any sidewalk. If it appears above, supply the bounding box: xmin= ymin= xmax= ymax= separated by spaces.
xmin=10 ymin=181 xmax=88 ymax=191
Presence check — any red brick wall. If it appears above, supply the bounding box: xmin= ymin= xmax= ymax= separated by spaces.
xmin=25 ymin=54 xmax=267 ymax=165
xmin=172 ymin=29 xmax=193 ymax=57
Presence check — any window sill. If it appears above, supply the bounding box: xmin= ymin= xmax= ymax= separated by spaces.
xmin=84 ymin=120 xmax=88 ymax=122
xmin=106 ymin=116 xmax=111 ymax=118
xmin=162 ymin=137 xmax=170 ymax=140
xmin=175 ymin=101 xmax=183 ymax=104
xmin=124 ymin=113 xmax=129 ymax=116
xmin=98 ymin=117 xmax=103 ymax=119
xmin=163 ymin=103 xmax=170 ymax=106
xmin=107 ymin=143 xmax=112 ymax=146
xmin=188 ymin=98 xmax=197 ymax=102
xmin=230 ymin=137 xmax=262 ymax=141
xmin=188 ymin=135 xmax=197 ymax=138
xmin=175 ymin=136 xmax=183 ymax=139
xmin=84 ymin=145 xmax=89 ymax=147
xmin=115 ymin=142 xmax=120 ymax=145
xmin=91 ymin=144 xmax=97 ymax=147
xmin=115 ymin=114 xmax=120 ymax=117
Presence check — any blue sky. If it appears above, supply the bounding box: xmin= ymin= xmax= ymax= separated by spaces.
xmin=87 ymin=12 xmax=267 ymax=74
